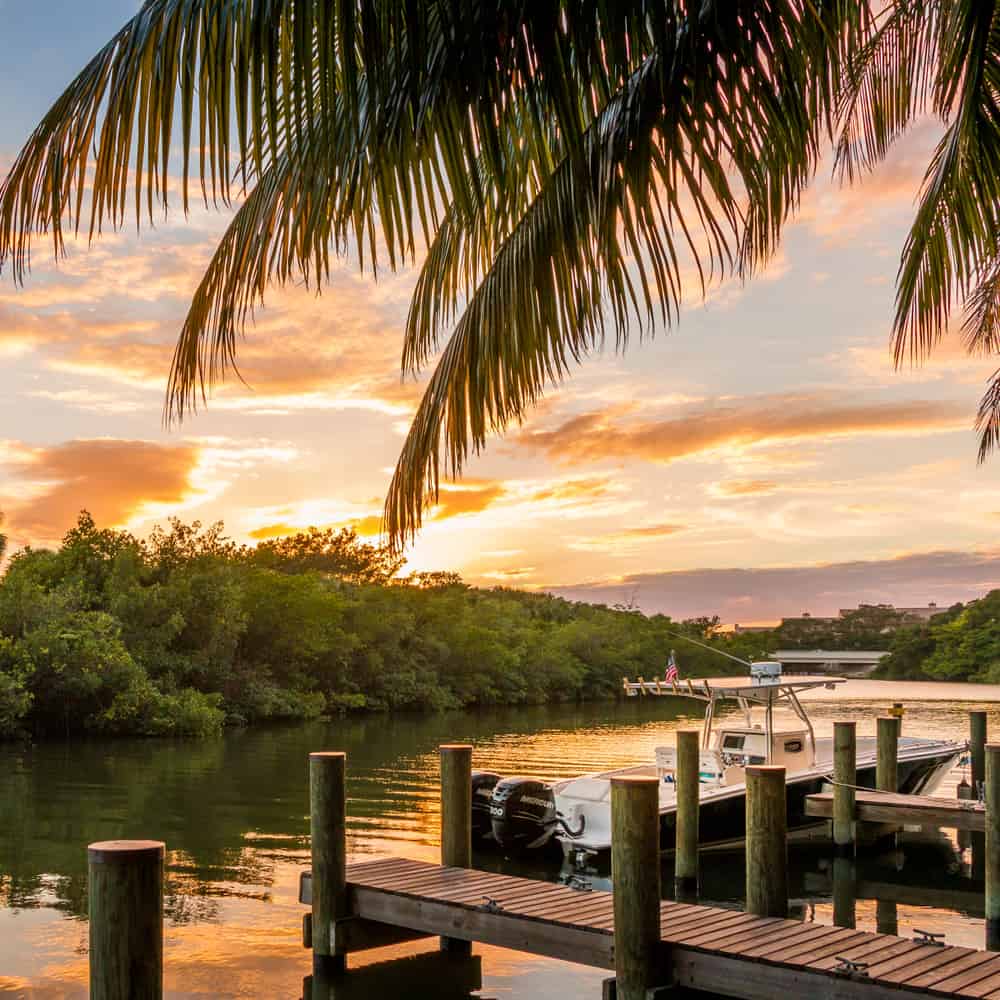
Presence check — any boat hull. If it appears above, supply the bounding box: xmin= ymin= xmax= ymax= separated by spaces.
xmin=557 ymin=744 xmax=962 ymax=858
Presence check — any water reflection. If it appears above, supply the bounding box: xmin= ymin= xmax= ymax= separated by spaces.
xmin=0 ymin=683 xmax=998 ymax=996
xmin=304 ymin=951 xmax=483 ymax=1000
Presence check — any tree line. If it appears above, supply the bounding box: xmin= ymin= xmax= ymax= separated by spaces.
xmin=0 ymin=514 xmax=768 ymax=740
xmin=874 ymin=592 xmax=1000 ymax=683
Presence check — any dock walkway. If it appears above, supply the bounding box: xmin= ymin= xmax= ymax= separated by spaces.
xmin=303 ymin=857 xmax=1000 ymax=999
xmin=805 ymin=790 xmax=985 ymax=831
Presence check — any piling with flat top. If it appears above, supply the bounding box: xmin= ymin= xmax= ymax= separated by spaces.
xmin=440 ymin=744 xmax=473 ymax=954
xmin=833 ymin=721 xmax=856 ymax=856
xmin=745 ymin=765 xmax=787 ymax=918
xmin=611 ymin=775 xmax=662 ymax=1000
xmin=972 ymin=712 xmax=988 ymax=797
xmin=88 ymin=839 xmax=164 ymax=1000
xmin=876 ymin=717 xmax=900 ymax=793
xmin=310 ymin=751 xmax=348 ymax=976
xmin=674 ymin=730 xmax=700 ymax=892
xmin=987 ymin=744 xmax=1000 ymax=950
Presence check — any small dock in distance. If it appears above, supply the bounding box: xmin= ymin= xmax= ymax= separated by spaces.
xmin=806 ymin=790 xmax=985 ymax=831
xmin=301 ymin=857 xmax=1000 ymax=999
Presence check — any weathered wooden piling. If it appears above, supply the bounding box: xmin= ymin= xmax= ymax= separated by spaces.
xmin=745 ymin=765 xmax=787 ymax=918
xmin=876 ymin=898 xmax=899 ymax=936
xmin=833 ymin=721 xmax=856 ymax=856
xmin=674 ymin=730 xmax=700 ymax=893
xmin=310 ymin=751 xmax=348 ymax=976
xmin=611 ymin=775 xmax=662 ymax=1000
xmin=986 ymin=743 xmax=1000 ymax=951
xmin=876 ymin=716 xmax=900 ymax=793
xmin=440 ymin=744 xmax=473 ymax=954
xmin=832 ymin=857 xmax=856 ymax=929
xmin=88 ymin=839 xmax=164 ymax=1000
xmin=972 ymin=711 xmax=988 ymax=797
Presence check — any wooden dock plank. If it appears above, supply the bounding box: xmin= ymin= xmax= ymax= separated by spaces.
xmin=310 ymin=857 xmax=1000 ymax=999
xmin=959 ymin=972 xmax=1000 ymax=998
xmin=665 ymin=909 xmax=763 ymax=940
xmin=927 ymin=956 xmax=1000 ymax=994
xmin=745 ymin=923 xmax=853 ymax=961
xmin=510 ymin=894 xmax=615 ymax=921
xmin=666 ymin=910 xmax=780 ymax=944
xmin=810 ymin=938 xmax=927 ymax=972
xmin=678 ymin=916 xmax=786 ymax=950
xmin=715 ymin=924 xmax=836 ymax=955
xmin=868 ymin=945 xmax=971 ymax=983
xmin=351 ymin=883 xmax=617 ymax=970
xmin=805 ymin=791 xmax=985 ymax=831
xmin=806 ymin=936 xmax=916 ymax=971
xmin=672 ymin=949 xmax=938 ymax=1000
xmin=900 ymin=951 xmax=997 ymax=990
xmin=738 ymin=924 xmax=859 ymax=961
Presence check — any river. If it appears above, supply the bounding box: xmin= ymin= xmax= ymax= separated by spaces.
xmin=1 ymin=679 xmax=999 ymax=998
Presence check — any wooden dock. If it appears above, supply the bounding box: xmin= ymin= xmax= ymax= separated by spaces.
xmin=805 ymin=790 xmax=985 ymax=831
xmin=300 ymin=857 xmax=1000 ymax=999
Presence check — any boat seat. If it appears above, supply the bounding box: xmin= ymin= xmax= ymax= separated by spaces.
xmin=655 ymin=746 xmax=725 ymax=787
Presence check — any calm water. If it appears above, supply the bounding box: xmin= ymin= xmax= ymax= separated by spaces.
xmin=1 ymin=680 xmax=999 ymax=998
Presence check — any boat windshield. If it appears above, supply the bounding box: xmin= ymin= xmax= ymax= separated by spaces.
xmin=622 ymin=671 xmax=845 ymax=766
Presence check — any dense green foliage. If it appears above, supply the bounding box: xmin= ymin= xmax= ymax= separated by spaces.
xmin=0 ymin=514 xmax=765 ymax=740
xmin=876 ymin=593 xmax=1000 ymax=682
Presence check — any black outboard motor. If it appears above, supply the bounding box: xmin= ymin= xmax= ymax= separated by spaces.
xmin=470 ymin=770 xmax=502 ymax=841
xmin=489 ymin=776 xmax=557 ymax=853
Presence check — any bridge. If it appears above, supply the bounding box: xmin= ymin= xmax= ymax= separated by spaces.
xmin=770 ymin=649 xmax=889 ymax=676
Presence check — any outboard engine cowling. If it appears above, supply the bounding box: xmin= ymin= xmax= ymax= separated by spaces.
xmin=471 ymin=770 xmax=502 ymax=841
xmin=489 ymin=776 xmax=556 ymax=853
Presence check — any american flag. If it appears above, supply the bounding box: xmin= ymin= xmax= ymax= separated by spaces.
xmin=664 ymin=650 xmax=679 ymax=682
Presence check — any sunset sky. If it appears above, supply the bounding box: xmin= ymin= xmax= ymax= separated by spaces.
xmin=3 ymin=2 xmax=1000 ymax=621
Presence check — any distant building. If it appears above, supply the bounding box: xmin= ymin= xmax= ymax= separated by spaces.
xmin=714 ymin=621 xmax=780 ymax=634
xmin=718 ymin=602 xmax=943 ymax=636
xmin=786 ymin=603 xmax=942 ymax=626
xmin=847 ymin=602 xmax=941 ymax=621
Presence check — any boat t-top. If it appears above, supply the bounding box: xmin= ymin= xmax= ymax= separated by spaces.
xmin=473 ymin=661 xmax=963 ymax=859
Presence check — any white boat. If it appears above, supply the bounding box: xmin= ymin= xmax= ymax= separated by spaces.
xmin=479 ymin=662 xmax=963 ymax=858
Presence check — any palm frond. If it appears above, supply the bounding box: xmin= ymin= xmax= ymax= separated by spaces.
xmin=386 ymin=0 xmax=864 ymax=544
xmin=962 ymin=258 xmax=1000 ymax=356
xmin=891 ymin=0 xmax=1000 ymax=363
xmin=976 ymin=366 xmax=1000 ymax=460
xmin=834 ymin=0 xmax=942 ymax=183
xmin=0 ymin=0 xmax=351 ymax=280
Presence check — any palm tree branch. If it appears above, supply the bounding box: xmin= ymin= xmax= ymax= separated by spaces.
xmin=385 ymin=0 xmax=856 ymax=546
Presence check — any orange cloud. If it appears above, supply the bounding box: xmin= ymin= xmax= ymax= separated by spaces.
xmin=520 ymin=395 xmax=967 ymax=466
xmin=21 ymin=247 xmax=424 ymax=416
xmin=569 ymin=522 xmax=686 ymax=553
xmin=431 ymin=482 xmax=506 ymax=519
xmin=712 ymin=480 xmax=779 ymax=497
xmin=249 ymin=513 xmax=386 ymax=541
xmin=620 ymin=523 xmax=686 ymax=538
xmin=2 ymin=439 xmax=201 ymax=545
xmin=528 ymin=478 xmax=617 ymax=502
xmin=481 ymin=566 xmax=537 ymax=581
xmin=243 ymin=474 xmax=627 ymax=551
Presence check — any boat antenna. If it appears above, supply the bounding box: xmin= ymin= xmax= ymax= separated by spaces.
xmin=662 ymin=628 xmax=753 ymax=668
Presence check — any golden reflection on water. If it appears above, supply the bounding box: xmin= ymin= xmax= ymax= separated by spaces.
xmin=2 ymin=682 xmax=1000 ymax=997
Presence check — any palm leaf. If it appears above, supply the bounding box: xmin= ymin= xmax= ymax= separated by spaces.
xmin=386 ymin=0 xmax=865 ymax=544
